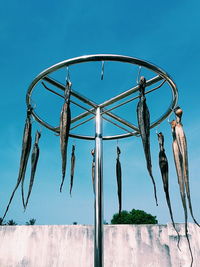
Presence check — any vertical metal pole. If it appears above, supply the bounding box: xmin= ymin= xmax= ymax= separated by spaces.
xmin=94 ymin=107 xmax=104 ymax=267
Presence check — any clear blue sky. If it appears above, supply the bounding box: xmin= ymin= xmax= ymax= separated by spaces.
xmin=0 ymin=0 xmax=200 ymax=225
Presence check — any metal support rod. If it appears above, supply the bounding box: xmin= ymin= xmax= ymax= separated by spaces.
xmin=27 ymin=54 xmax=178 ymax=140
xmin=94 ymin=107 xmax=103 ymax=267
xmin=43 ymin=75 xmax=163 ymax=127
xmin=43 ymin=76 xmax=98 ymax=108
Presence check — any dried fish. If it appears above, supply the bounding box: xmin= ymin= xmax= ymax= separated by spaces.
xmin=3 ymin=106 xmax=32 ymax=219
xmin=69 ymin=145 xmax=76 ymax=196
xmin=116 ymin=146 xmax=122 ymax=214
xmin=137 ymin=76 xmax=158 ymax=205
xmin=174 ymin=107 xmax=200 ymax=227
xmin=25 ymin=130 xmax=41 ymax=209
xmin=171 ymin=120 xmax=193 ymax=266
xmin=157 ymin=132 xmax=180 ymax=249
xmin=60 ymin=81 xmax=72 ymax=192
xmin=91 ymin=149 xmax=95 ymax=193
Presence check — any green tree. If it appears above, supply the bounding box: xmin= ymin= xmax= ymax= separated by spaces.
xmin=7 ymin=219 xmax=17 ymax=225
xmin=111 ymin=209 xmax=158 ymax=224
xmin=26 ymin=218 xmax=36 ymax=225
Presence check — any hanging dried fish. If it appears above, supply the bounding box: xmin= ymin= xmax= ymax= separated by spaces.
xmin=69 ymin=145 xmax=76 ymax=196
xmin=25 ymin=130 xmax=41 ymax=209
xmin=91 ymin=149 xmax=95 ymax=193
xmin=116 ymin=146 xmax=122 ymax=214
xmin=60 ymin=81 xmax=72 ymax=192
xmin=171 ymin=120 xmax=193 ymax=266
xmin=137 ymin=76 xmax=158 ymax=206
xmin=157 ymin=132 xmax=180 ymax=249
xmin=3 ymin=106 xmax=32 ymax=219
xmin=174 ymin=107 xmax=200 ymax=227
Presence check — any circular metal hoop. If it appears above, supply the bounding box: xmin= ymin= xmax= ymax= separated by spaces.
xmin=26 ymin=54 xmax=178 ymax=140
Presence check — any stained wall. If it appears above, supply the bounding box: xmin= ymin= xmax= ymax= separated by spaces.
xmin=0 ymin=223 xmax=199 ymax=267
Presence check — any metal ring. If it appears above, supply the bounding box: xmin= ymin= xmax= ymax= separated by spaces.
xmin=26 ymin=54 xmax=178 ymax=140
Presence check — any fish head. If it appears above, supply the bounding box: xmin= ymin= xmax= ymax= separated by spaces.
xmin=138 ymin=76 xmax=146 ymax=95
xmin=139 ymin=76 xmax=146 ymax=85
xmin=117 ymin=146 xmax=121 ymax=155
xmin=37 ymin=131 xmax=41 ymax=139
xmin=174 ymin=106 xmax=183 ymax=119
xmin=170 ymin=120 xmax=176 ymax=129
xmin=91 ymin=149 xmax=95 ymax=156
xmin=66 ymin=80 xmax=72 ymax=88
xmin=157 ymin=132 xmax=164 ymax=146
xmin=35 ymin=130 xmax=41 ymax=143
xmin=27 ymin=105 xmax=33 ymax=116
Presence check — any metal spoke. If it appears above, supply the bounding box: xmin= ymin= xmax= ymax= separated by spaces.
xmin=99 ymin=75 xmax=163 ymax=108
xmin=42 ymin=81 xmax=96 ymax=116
xmin=102 ymin=116 xmax=137 ymax=136
xmin=70 ymin=116 xmax=95 ymax=131
xmin=27 ymin=54 xmax=178 ymax=140
xmin=43 ymin=76 xmax=138 ymax=129
xmin=43 ymin=76 xmax=98 ymax=108
xmin=65 ymin=75 xmax=163 ymax=124
xmin=41 ymin=79 xmax=137 ymax=132
xmin=104 ymin=112 xmax=138 ymax=131
xmin=101 ymin=80 xmax=166 ymax=115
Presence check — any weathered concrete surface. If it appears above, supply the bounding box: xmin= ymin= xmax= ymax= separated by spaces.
xmin=0 ymin=223 xmax=199 ymax=267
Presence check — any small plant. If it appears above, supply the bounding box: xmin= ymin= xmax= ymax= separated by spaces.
xmin=26 ymin=218 xmax=36 ymax=225
xmin=7 ymin=219 xmax=17 ymax=225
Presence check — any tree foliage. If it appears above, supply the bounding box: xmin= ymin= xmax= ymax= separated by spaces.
xmin=26 ymin=218 xmax=36 ymax=225
xmin=7 ymin=219 xmax=17 ymax=225
xmin=111 ymin=209 xmax=158 ymax=224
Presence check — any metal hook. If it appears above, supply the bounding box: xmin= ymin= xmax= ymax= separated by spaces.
xmin=136 ymin=66 xmax=142 ymax=85
xmin=101 ymin=61 xmax=104 ymax=80
xmin=38 ymin=123 xmax=43 ymax=134
xmin=30 ymin=99 xmax=36 ymax=110
xmin=167 ymin=108 xmax=174 ymax=123
xmin=66 ymin=66 xmax=71 ymax=83
xmin=31 ymin=115 xmax=36 ymax=123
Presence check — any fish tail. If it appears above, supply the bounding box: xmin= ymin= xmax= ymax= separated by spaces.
xmin=182 ymin=193 xmax=193 ymax=266
xmin=2 ymin=183 xmax=20 ymax=220
xmin=21 ymin=181 xmax=26 ymax=209
xmin=185 ymin=183 xmax=200 ymax=227
xmin=165 ymin=189 xmax=181 ymax=250
xmin=185 ymin=221 xmax=193 ymax=267
xmin=149 ymin=172 xmax=158 ymax=206
xmin=92 ymin=162 xmax=95 ymax=194
xmin=69 ymin=176 xmax=73 ymax=197
xmin=60 ymin=173 xmax=65 ymax=193
xmin=188 ymin=200 xmax=200 ymax=227
xmin=25 ymin=177 xmax=33 ymax=210
xmin=116 ymin=158 xmax=122 ymax=214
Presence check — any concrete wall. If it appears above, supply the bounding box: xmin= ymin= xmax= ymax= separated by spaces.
xmin=0 ymin=223 xmax=199 ymax=267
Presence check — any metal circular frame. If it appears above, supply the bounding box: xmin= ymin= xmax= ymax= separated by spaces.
xmin=26 ymin=54 xmax=178 ymax=140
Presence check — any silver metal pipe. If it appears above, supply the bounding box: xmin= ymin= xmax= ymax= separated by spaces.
xmin=94 ymin=107 xmax=103 ymax=267
xmin=26 ymin=54 xmax=178 ymax=140
xmin=43 ymin=76 xmax=138 ymax=131
xmin=102 ymin=116 xmax=136 ymax=136
xmin=101 ymin=80 xmax=166 ymax=115
xmin=99 ymin=75 xmax=163 ymax=108
xmin=43 ymin=76 xmax=98 ymax=108
xmin=70 ymin=75 xmax=163 ymax=124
